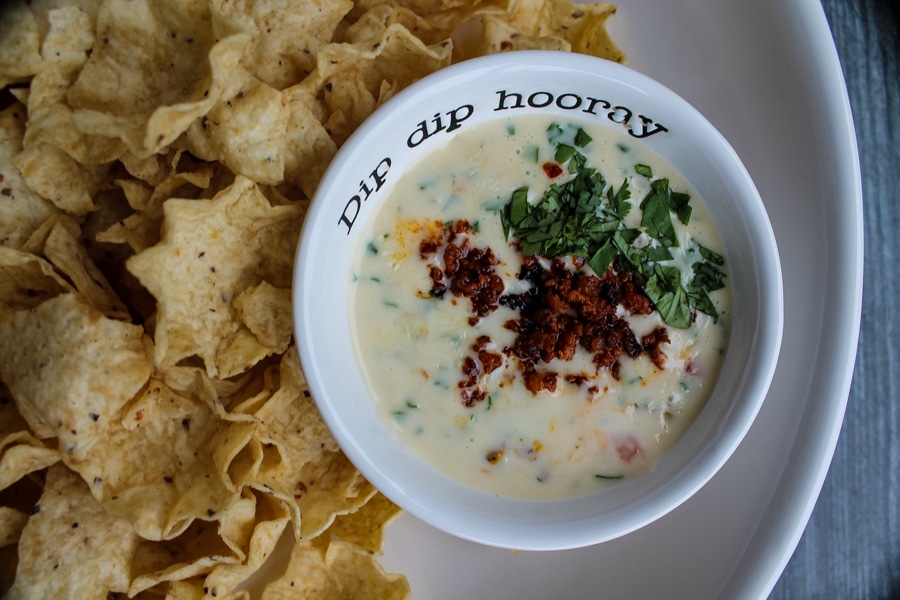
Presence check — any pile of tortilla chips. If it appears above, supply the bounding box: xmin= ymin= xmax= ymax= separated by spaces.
xmin=0 ymin=0 xmax=623 ymax=597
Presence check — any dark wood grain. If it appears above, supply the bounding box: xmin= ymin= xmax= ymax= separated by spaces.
xmin=770 ymin=1 xmax=900 ymax=598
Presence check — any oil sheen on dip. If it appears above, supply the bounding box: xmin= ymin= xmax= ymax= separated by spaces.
xmin=351 ymin=115 xmax=730 ymax=500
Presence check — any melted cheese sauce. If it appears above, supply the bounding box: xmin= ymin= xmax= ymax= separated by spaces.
xmin=351 ymin=116 xmax=730 ymax=499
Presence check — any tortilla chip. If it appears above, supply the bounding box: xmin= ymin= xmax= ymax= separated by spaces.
xmin=127 ymin=176 xmax=305 ymax=379
xmin=12 ymin=143 xmax=107 ymax=215
xmin=479 ymin=13 xmax=571 ymax=53
xmin=1 ymin=382 xmax=60 ymax=495
xmin=22 ymin=5 xmax=126 ymax=166
xmin=324 ymin=492 xmax=403 ymax=555
xmin=261 ymin=539 xmax=410 ymax=600
xmin=67 ymin=376 xmax=239 ymax=541
xmin=246 ymin=349 xmax=376 ymax=540
xmin=128 ymin=516 xmax=240 ymax=595
xmin=0 ymin=102 xmax=58 ymax=250
xmin=233 ymin=282 xmax=293 ymax=355
xmin=0 ymin=293 xmax=151 ymax=462
xmin=210 ymin=0 xmax=353 ymax=91
xmin=99 ymin=161 xmax=217 ymax=254
xmin=195 ymin=492 xmax=290 ymax=599
xmin=0 ymin=506 xmax=28 ymax=549
xmin=497 ymin=0 xmax=625 ymax=61
xmin=5 ymin=464 xmax=138 ymax=600
xmin=179 ymin=66 xmax=288 ymax=186
xmin=316 ymin=23 xmax=453 ymax=144
xmin=0 ymin=2 xmax=43 ymax=88
xmin=0 ymin=432 xmax=59 ymax=495
xmin=65 ymin=0 xmax=250 ymax=158
xmin=0 ymin=246 xmax=71 ymax=309
xmin=282 ymin=83 xmax=337 ymax=198
xmin=41 ymin=219 xmax=131 ymax=319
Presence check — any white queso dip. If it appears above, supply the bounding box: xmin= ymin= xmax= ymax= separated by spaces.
xmin=351 ymin=116 xmax=730 ymax=500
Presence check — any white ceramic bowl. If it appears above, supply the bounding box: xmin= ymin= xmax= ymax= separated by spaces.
xmin=293 ymin=51 xmax=783 ymax=551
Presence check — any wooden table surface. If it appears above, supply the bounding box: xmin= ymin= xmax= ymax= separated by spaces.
xmin=769 ymin=1 xmax=899 ymax=598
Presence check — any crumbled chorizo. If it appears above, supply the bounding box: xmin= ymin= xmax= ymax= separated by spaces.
xmin=422 ymin=221 xmax=669 ymax=404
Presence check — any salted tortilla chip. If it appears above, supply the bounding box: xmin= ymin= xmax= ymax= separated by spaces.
xmin=0 ymin=2 xmax=42 ymax=88
xmin=282 ymin=83 xmax=337 ymax=197
xmin=195 ymin=492 xmax=290 ymax=599
xmin=0 ymin=506 xmax=28 ymax=549
xmin=479 ymin=13 xmax=571 ymax=53
xmin=0 ymin=102 xmax=58 ymax=250
xmin=128 ymin=516 xmax=240 ymax=595
xmin=128 ymin=489 xmax=289 ymax=598
xmin=261 ymin=539 xmax=410 ymax=600
xmin=210 ymin=0 xmax=353 ymax=91
xmin=22 ymin=5 xmax=126 ymax=166
xmin=0 ymin=293 xmax=151 ymax=462
xmin=0 ymin=246 xmax=71 ymax=309
xmin=68 ymin=376 xmax=239 ymax=541
xmin=179 ymin=66 xmax=288 ymax=186
xmin=5 ymin=464 xmax=138 ymax=600
xmin=233 ymin=282 xmax=293 ymax=355
xmin=65 ymin=0 xmax=250 ymax=158
xmin=42 ymin=219 xmax=130 ymax=319
xmin=316 ymin=23 xmax=453 ymax=144
xmin=497 ymin=0 xmax=625 ymax=61
xmin=246 ymin=349 xmax=375 ymax=539
xmin=13 ymin=143 xmax=107 ymax=215
xmin=99 ymin=164 xmax=217 ymax=254
xmin=127 ymin=176 xmax=305 ymax=379
xmin=0 ymin=382 xmax=61 ymax=493
xmin=0 ymin=432 xmax=59 ymax=494
xmin=324 ymin=492 xmax=403 ymax=555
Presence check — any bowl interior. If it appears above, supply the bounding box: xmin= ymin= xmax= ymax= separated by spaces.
xmin=293 ymin=51 xmax=783 ymax=550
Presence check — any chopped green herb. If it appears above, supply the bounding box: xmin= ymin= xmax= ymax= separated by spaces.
xmin=594 ymin=473 xmax=625 ymax=480
xmin=669 ymin=190 xmax=692 ymax=225
xmin=634 ymin=163 xmax=653 ymax=177
xmin=640 ymin=179 xmax=678 ymax=248
xmin=699 ymin=244 xmax=725 ymax=266
xmin=547 ymin=122 xmax=565 ymax=142
xmin=573 ymin=127 xmax=593 ymax=147
xmin=500 ymin=134 xmax=725 ymax=327
xmin=366 ymin=241 xmax=378 ymax=255
xmin=506 ymin=122 xmax=516 ymax=135
xmin=644 ymin=264 xmax=691 ymax=329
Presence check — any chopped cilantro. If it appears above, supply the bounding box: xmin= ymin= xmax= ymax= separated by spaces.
xmin=573 ymin=127 xmax=593 ymax=147
xmin=635 ymin=163 xmax=653 ymax=177
xmin=640 ymin=179 xmax=678 ymax=248
xmin=499 ymin=132 xmax=726 ymax=328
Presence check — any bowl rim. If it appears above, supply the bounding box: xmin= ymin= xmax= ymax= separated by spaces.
xmin=293 ymin=50 xmax=783 ymax=550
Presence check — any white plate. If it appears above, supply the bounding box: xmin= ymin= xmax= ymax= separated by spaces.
xmin=377 ymin=0 xmax=863 ymax=597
